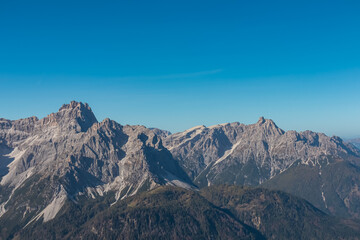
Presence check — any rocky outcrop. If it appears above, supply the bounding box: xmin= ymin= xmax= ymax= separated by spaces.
xmin=149 ymin=128 xmax=172 ymax=139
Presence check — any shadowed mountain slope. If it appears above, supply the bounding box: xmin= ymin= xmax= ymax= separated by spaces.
xmin=18 ymin=186 xmax=360 ymax=240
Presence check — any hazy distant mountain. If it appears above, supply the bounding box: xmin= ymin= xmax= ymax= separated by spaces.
xmin=346 ymin=138 xmax=360 ymax=150
xmin=164 ymin=117 xmax=360 ymax=218
xmin=19 ymin=186 xmax=360 ymax=240
xmin=0 ymin=101 xmax=193 ymax=235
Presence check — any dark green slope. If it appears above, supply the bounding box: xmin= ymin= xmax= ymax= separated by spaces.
xmin=19 ymin=187 xmax=264 ymax=240
xmin=201 ymin=185 xmax=360 ymax=240
xmin=16 ymin=186 xmax=360 ymax=240
xmin=262 ymin=160 xmax=360 ymax=218
xmin=14 ymin=192 xmax=116 ymax=240
xmin=0 ymin=174 xmax=61 ymax=240
xmin=73 ymin=187 xmax=264 ymax=240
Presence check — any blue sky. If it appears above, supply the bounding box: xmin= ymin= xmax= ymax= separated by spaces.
xmin=0 ymin=0 xmax=359 ymax=138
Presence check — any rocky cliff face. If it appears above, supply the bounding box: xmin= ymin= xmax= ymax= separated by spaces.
xmin=149 ymin=128 xmax=172 ymax=139
xmin=0 ymin=101 xmax=193 ymax=230
xmin=164 ymin=117 xmax=360 ymax=218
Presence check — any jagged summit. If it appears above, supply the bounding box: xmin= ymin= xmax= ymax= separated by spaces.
xmin=257 ymin=116 xmax=266 ymax=124
xmin=254 ymin=117 xmax=284 ymax=136
xmin=256 ymin=116 xmax=277 ymax=127
xmin=40 ymin=101 xmax=98 ymax=132
xmin=59 ymin=101 xmax=92 ymax=112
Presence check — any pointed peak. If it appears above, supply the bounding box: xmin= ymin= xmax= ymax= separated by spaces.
xmin=59 ymin=101 xmax=91 ymax=112
xmin=102 ymin=117 xmax=111 ymax=123
xmin=258 ymin=116 xmax=265 ymax=124
xmin=255 ymin=117 xmax=284 ymax=135
xmin=257 ymin=117 xmax=276 ymax=125
xmin=40 ymin=101 xmax=98 ymax=132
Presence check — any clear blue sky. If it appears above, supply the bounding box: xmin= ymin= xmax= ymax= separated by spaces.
xmin=1 ymin=0 xmax=359 ymax=138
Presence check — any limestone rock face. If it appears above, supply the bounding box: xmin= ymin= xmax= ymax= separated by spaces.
xmin=164 ymin=117 xmax=360 ymax=218
xmin=0 ymin=102 xmax=193 ymax=226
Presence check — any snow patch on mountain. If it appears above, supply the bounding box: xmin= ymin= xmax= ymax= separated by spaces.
xmin=163 ymin=171 xmax=194 ymax=189
xmin=214 ymin=140 xmax=242 ymax=165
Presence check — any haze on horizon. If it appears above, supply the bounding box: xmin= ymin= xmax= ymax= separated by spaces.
xmin=0 ymin=1 xmax=359 ymax=138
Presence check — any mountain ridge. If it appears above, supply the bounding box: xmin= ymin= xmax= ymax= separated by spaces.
xmin=1 ymin=101 xmax=360 ymax=239
xmin=163 ymin=116 xmax=360 ymax=218
xmin=0 ymin=101 xmax=194 ymax=231
xmin=347 ymin=138 xmax=360 ymax=150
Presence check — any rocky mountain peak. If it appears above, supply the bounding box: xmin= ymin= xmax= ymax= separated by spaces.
xmin=40 ymin=101 xmax=98 ymax=132
xmin=257 ymin=116 xmax=266 ymax=124
xmin=255 ymin=117 xmax=284 ymax=135
xmin=59 ymin=101 xmax=91 ymax=112
xmin=0 ymin=102 xmax=195 ymax=227
xmin=256 ymin=116 xmax=276 ymax=126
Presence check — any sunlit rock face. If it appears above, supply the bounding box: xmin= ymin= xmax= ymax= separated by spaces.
xmin=0 ymin=101 xmax=193 ymax=226
xmin=164 ymin=117 xmax=360 ymax=218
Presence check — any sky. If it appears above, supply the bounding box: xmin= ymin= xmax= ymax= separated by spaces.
xmin=0 ymin=0 xmax=360 ymax=138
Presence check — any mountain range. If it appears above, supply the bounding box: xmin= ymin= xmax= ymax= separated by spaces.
xmin=164 ymin=117 xmax=360 ymax=218
xmin=1 ymin=101 xmax=360 ymax=239
xmin=347 ymin=138 xmax=360 ymax=150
